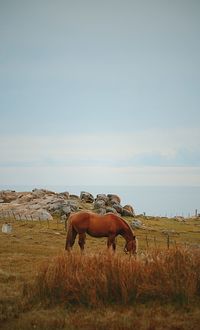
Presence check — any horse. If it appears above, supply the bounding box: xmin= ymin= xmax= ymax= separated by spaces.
xmin=65 ymin=211 xmax=137 ymax=255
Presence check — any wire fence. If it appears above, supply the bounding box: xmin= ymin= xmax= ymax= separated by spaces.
xmin=0 ymin=211 xmax=199 ymax=250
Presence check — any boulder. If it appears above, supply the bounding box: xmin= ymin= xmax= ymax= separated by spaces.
xmin=0 ymin=190 xmax=18 ymax=203
xmin=36 ymin=210 xmax=53 ymax=221
xmin=122 ymin=209 xmax=134 ymax=217
xmin=94 ymin=200 xmax=106 ymax=209
xmin=106 ymin=207 xmax=118 ymax=214
xmin=123 ymin=205 xmax=135 ymax=216
xmin=80 ymin=191 xmax=94 ymax=203
xmin=62 ymin=206 xmax=72 ymax=216
xmin=96 ymin=208 xmax=106 ymax=215
xmin=96 ymin=194 xmax=109 ymax=204
xmin=112 ymin=203 xmax=123 ymax=214
xmin=32 ymin=188 xmax=55 ymax=198
xmin=69 ymin=194 xmax=80 ymax=200
xmin=58 ymin=192 xmax=69 ymax=199
xmin=107 ymin=194 xmax=121 ymax=205
xmin=131 ymin=220 xmax=143 ymax=229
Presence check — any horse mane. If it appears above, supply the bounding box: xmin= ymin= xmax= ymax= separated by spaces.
xmin=117 ymin=215 xmax=135 ymax=239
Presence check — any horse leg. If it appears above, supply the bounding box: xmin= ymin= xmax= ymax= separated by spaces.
xmin=78 ymin=233 xmax=86 ymax=252
xmin=66 ymin=227 xmax=77 ymax=251
xmin=107 ymin=235 xmax=116 ymax=252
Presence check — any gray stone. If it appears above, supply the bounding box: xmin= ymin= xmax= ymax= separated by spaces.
xmin=131 ymin=220 xmax=142 ymax=229
xmin=96 ymin=194 xmax=109 ymax=203
xmin=94 ymin=200 xmax=106 ymax=209
xmin=36 ymin=210 xmax=53 ymax=221
xmin=107 ymin=194 xmax=121 ymax=204
xmin=58 ymin=192 xmax=69 ymax=199
xmin=80 ymin=191 xmax=94 ymax=203
xmin=106 ymin=207 xmax=118 ymax=214
xmin=62 ymin=206 xmax=72 ymax=215
xmin=112 ymin=203 xmax=123 ymax=214
xmin=96 ymin=208 xmax=106 ymax=215
xmin=122 ymin=205 xmax=135 ymax=216
xmin=122 ymin=208 xmax=134 ymax=217
xmin=69 ymin=194 xmax=80 ymax=200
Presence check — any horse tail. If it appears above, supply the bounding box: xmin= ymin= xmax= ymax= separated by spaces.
xmin=65 ymin=215 xmax=73 ymax=250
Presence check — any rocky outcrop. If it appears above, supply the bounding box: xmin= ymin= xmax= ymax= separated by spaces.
xmin=0 ymin=189 xmax=135 ymax=221
xmin=93 ymin=193 xmax=135 ymax=217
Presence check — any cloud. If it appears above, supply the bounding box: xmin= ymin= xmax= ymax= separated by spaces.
xmin=0 ymin=165 xmax=200 ymax=186
xmin=0 ymin=127 xmax=199 ymax=168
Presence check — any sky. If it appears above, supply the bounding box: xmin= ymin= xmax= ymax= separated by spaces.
xmin=0 ymin=0 xmax=200 ymax=187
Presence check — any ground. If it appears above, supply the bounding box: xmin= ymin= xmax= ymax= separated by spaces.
xmin=0 ymin=214 xmax=200 ymax=329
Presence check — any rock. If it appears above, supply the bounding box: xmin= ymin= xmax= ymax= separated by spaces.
xmin=17 ymin=193 xmax=36 ymax=203
xmin=69 ymin=194 xmax=80 ymax=200
xmin=36 ymin=210 xmax=53 ymax=221
xmin=106 ymin=207 xmax=118 ymax=214
xmin=123 ymin=205 xmax=135 ymax=214
xmin=122 ymin=205 xmax=135 ymax=216
xmin=32 ymin=189 xmax=55 ymax=198
xmin=96 ymin=208 xmax=106 ymax=215
xmin=112 ymin=203 xmax=123 ymax=214
xmin=62 ymin=206 xmax=72 ymax=216
xmin=107 ymin=194 xmax=121 ymax=205
xmin=131 ymin=220 xmax=143 ymax=229
xmin=60 ymin=214 xmax=67 ymax=222
xmin=2 ymin=223 xmax=12 ymax=233
xmin=122 ymin=208 xmax=134 ymax=217
xmin=80 ymin=191 xmax=94 ymax=203
xmin=0 ymin=190 xmax=18 ymax=203
xmin=58 ymin=192 xmax=69 ymax=199
xmin=96 ymin=194 xmax=109 ymax=204
xmin=94 ymin=200 xmax=106 ymax=209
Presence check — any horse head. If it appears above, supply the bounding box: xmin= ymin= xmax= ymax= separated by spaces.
xmin=124 ymin=236 xmax=137 ymax=255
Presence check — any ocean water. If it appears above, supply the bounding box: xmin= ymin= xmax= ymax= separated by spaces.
xmin=0 ymin=185 xmax=199 ymax=217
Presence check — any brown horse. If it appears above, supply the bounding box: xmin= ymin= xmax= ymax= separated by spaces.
xmin=65 ymin=211 xmax=137 ymax=254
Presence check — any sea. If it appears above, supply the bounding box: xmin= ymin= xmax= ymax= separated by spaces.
xmin=0 ymin=185 xmax=199 ymax=217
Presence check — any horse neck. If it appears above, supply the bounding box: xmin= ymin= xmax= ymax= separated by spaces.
xmin=120 ymin=219 xmax=134 ymax=242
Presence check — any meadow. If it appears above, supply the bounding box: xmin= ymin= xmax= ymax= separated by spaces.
xmin=0 ymin=214 xmax=200 ymax=329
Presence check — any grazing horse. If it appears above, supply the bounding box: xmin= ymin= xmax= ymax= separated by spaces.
xmin=65 ymin=211 xmax=137 ymax=254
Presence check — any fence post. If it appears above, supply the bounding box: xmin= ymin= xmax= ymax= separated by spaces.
xmin=167 ymin=234 xmax=170 ymax=249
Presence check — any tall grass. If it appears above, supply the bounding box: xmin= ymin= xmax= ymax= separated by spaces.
xmin=24 ymin=248 xmax=200 ymax=307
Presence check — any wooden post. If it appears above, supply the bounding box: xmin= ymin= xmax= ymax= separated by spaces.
xmin=167 ymin=234 xmax=170 ymax=249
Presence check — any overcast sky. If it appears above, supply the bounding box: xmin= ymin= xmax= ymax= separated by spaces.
xmin=0 ymin=0 xmax=200 ymax=187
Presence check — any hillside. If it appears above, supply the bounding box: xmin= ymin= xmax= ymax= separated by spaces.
xmin=0 ymin=189 xmax=200 ymax=329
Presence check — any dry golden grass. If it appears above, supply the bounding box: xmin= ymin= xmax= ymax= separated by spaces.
xmin=24 ymin=248 xmax=200 ymax=307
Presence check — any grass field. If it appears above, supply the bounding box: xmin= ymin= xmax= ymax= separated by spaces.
xmin=0 ymin=215 xmax=200 ymax=329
